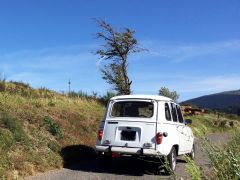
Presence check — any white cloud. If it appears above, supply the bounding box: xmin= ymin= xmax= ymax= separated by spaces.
xmin=0 ymin=44 xmax=104 ymax=91
xmin=140 ymin=39 xmax=240 ymax=63
xmin=193 ymin=75 xmax=240 ymax=92
xmin=132 ymin=74 xmax=240 ymax=100
xmin=1 ymin=41 xmax=240 ymax=99
xmin=0 ymin=45 xmax=97 ymax=70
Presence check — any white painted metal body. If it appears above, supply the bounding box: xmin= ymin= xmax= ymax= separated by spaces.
xmin=96 ymin=95 xmax=194 ymax=157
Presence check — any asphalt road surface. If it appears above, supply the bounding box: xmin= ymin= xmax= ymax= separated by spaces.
xmin=27 ymin=133 xmax=231 ymax=180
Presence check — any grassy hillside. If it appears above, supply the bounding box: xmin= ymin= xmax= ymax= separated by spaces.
xmin=0 ymin=81 xmax=105 ymax=179
xmin=0 ymin=80 xmax=239 ymax=179
xmin=186 ymin=113 xmax=240 ymax=135
xmin=185 ymin=114 xmax=240 ymax=179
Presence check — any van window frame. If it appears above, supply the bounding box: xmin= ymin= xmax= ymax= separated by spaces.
xmin=176 ymin=105 xmax=184 ymax=123
xmin=165 ymin=103 xmax=172 ymax=121
xmin=109 ymin=100 xmax=155 ymax=118
xmin=170 ymin=103 xmax=178 ymax=122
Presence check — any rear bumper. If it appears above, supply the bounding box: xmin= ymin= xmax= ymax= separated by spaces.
xmin=95 ymin=145 xmax=161 ymax=156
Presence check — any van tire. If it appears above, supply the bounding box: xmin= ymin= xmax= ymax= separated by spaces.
xmin=167 ymin=147 xmax=177 ymax=172
xmin=188 ymin=144 xmax=195 ymax=160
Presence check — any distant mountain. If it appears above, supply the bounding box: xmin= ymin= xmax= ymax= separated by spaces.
xmin=182 ymin=90 xmax=240 ymax=115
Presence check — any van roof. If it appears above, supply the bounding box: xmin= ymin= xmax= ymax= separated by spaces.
xmin=110 ymin=94 xmax=173 ymax=101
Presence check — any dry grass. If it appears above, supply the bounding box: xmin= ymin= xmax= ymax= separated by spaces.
xmin=186 ymin=113 xmax=240 ymax=136
xmin=185 ymin=114 xmax=240 ymax=179
xmin=1 ymin=81 xmax=239 ymax=179
xmin=0 ymin=81 xmax=105 ymax=179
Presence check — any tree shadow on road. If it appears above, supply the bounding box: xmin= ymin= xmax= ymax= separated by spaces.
xmin=60 ymin=145 xmax=178 ymax=177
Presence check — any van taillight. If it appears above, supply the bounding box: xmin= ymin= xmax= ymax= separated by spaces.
xmin=98 ymin=129 xmax=103 ymax=141
xmin=156 ymin=132 xmax=163 ymax=144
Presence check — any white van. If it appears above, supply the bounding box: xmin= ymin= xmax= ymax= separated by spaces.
xmin=95 ymin=95 xmax=195 ymax=171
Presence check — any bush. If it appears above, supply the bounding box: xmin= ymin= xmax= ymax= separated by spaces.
xmin=9 ymin=81 xmax=30 ymax=89
xmin=0 ymin=154 xmax=11 ymax=179
xmin=0 ymin=128 xmax=15 ymax=151
xmin=99 ymin=91 xmax=116 ymax=106
xmin=0 ymin=114 xmax=27 ymax=143
xmin=0 ymin=80 xmax=6 ymax=92
xmin=43 ymin=116 xmax=64 ymax=138
xmin=48 ymin=140 xmax=61 ymax=152
xmin=69 ymin=90 xmax=93 ymax=99
xmin=48 ymin=100 xmax=56 ymax=107
xmin=185 ymin=156 xmax=201 ymax=180
xmin=203 ymin=132 xmax=240 ymax=179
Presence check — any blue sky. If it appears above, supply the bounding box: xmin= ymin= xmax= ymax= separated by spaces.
xmin=0 ymin=0 xmax=240 ymax=101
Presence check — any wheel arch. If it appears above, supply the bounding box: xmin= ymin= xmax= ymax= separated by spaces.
xmin=173 ymin=144 xmax=179 ymax=156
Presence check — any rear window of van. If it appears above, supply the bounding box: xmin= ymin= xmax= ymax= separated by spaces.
xmin=111 ymin=101 xmax=154 ymax=118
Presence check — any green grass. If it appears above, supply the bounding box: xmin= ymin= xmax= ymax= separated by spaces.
xmin=185 ymin=156 xmax=201 ymax=180
xmin=184 ymin=114 xmax=240 ymax=179
xmin=0 ymin=80 xmax=239 ymax=179
xmin=0 ymin=128 xmax=14 ymax=178
xmin=186 ymin=113 xmax=240 ymax=136
xmin=42 ymin=116 xmax=64 ymax=138
xmin=0 ymin=114 xmax=28 ymax=143
xmin=0 ymin=81 xmax=105 ymax=179
xmin=203 ymin=131 xmax=240 ymax=179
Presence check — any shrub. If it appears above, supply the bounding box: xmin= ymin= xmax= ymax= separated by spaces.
xmin=100 ymin=91 xmax=116 ymax=106
xmin=203 ymin=132 xmax=240 ymax=179
xmin=0 ymin=80 xmax=6 ymax=92
xmin=0 ymin=128 xmax=15 ymax=151
xmin=43 ymin=116 xmax=63 ymax=138
xmin=48 ymin=140 xmax=61 ymax=152
xmin=9 ymin=81 xmax=30 ymax=89
xmin=185 ymin=156 xmax=201 ymax=180
xmin=48 ymin=100 xmax=56 ymax=107
xmin=69 ymin=90 xmax=92 ymax=99
xmin=0 ymin=154 xmax=11 ymax=179
xmin=38 ymin=87 xmax=55 ymax=98
xmin=0 ymin=114 xmax=27 ymax=143
xmin=33 ymin=101 xmax=43 ymax=108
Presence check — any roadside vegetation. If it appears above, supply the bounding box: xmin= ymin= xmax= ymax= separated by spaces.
xmin=187 ymin=113 xmax=240 ymax=135
xmin=184 ymin=113 xmax=240 ymax=179
xmin=203 ymin=131 xmax=240 ymax=179
xmin=0 ymin=80 xmax=105 ymax=179
xmin=0 ymin=79 xmax=239 ymax=179
xmin=185 ymin=131 xmax=240 ymax=180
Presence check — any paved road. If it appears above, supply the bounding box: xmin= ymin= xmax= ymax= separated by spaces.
xmin=27 ymin=133 xmax=231 ymax=180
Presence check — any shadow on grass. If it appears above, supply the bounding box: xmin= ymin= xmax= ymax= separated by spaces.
xmin=60 ymin=144 xmax=180 ymax=177
xmin=61 ymin=144 xmax=97 ymax=167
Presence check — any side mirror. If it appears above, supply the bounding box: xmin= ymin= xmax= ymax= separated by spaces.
xmin=185 ymin=119 xmax=192 ymax=125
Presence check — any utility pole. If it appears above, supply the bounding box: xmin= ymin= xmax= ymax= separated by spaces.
xmin=68 ymin=79 xmax=71 ymax=96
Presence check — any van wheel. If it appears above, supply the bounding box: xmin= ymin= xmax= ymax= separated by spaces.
xmin=97 ymin=152 xmax=112 ymax=166
xmin=167 ymin=147 xmax=177 ymax=172
xmin=188 ymin=144 xmax=195 ymax=160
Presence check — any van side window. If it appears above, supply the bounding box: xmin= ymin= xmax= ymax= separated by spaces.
xmin=165 ymin=103 xmax=171 ymax=121
xmin=170 ymin=103 xmax=178 ymax=122
xmin=176 ymin=106 xmax=184 ymax=123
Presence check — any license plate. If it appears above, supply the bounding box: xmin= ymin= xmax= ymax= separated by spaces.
xmin=121 ymin=131 xmax=136 ymax=141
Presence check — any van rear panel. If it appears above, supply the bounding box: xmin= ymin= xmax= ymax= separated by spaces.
xmin=99 ymin=100 xmax=158 ymax=150
xmin=102 ymin=120 xmax=156 ymax=149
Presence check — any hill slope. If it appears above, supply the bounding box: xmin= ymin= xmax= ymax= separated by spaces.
xmin=0 ymin=81 xmax=105 ymax=179
xmin=0 ymin=81 xmax=239 ymax=179
xmin=182 ymin=90 xmax=240 ymax=115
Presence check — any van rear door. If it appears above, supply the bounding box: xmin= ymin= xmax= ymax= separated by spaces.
xmin=102 ymin=100 xmax=157 ymax=149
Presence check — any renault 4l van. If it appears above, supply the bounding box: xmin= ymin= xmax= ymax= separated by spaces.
xmin=96 ymin=95 xmax=195 ymax=171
